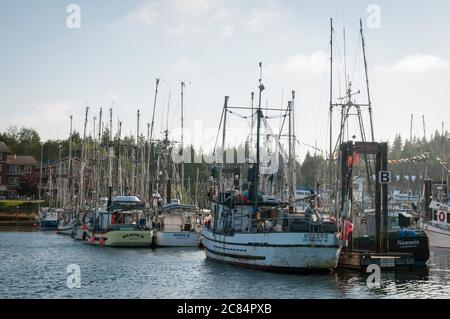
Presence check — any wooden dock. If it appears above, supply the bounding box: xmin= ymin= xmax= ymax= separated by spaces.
xmin=338 ymin=251 xmax=415 ymax=271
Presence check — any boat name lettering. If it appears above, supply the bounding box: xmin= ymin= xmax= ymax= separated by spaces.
xmin=397 ymin=240 xmax=419 ymax=247
xmin=303 ymin=233 xmax=329 ymax=243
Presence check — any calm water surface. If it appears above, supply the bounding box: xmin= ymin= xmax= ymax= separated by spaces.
xmin=0 ymin=231 xmax=449 ymax=299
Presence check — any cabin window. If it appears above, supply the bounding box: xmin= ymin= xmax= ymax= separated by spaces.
xmin=433 ymin=211 xmax=437 ymax=221
xmin=447 ymin=213 xmax=450 ymax=224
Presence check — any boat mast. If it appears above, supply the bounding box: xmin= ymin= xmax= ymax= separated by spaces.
xmin=254 ymin=62 xmax=264 ymax=210
xmin=181 ymin=81 xmax=185 ymax=201
xmin=292 ymin=90 xmax=297 ymax=199
xmin=68 ymin=115 xmax=73 ymax=210
xmin=148 ymin=78 xmax=160 ymax=204
xmin=58 ymin=144 xmax=62 ymax=208
xmin=38 ymin=142 xmax=43 ymax=211
xmin=329 ymin=18 xmax=334 ymax=215
xmin=288 ymin=100 xmax=293 ymax=202
xmin=360 ymin=18 xmax=375 ymax=142
xmin=80 ymin=106 xmax=89 ymax=213
xmin=107 ymin=107 xmax=113 ymax=206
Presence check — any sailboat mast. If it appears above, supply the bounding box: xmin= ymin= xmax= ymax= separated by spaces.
xmin=181 ymin=81 xmax=185 ymax=201
xmin=329 ymin=18 xmax=334 ymax=214
xmin=254 ymin=62 xmax=264 ymax=210
xmin=80 ymin=106 xmax=89 ymax=212
xmin=68 ymin=115 xmax=73 ymax=209
xmin=148 ymin=78 xmax=160 ymax=205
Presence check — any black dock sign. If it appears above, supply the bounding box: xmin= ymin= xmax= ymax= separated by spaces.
xmin=379 ymin=171 xmax=391 ymax=184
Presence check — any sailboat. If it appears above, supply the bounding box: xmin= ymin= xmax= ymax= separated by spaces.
xmin=201 ymin=63 xmax=343 ymax=273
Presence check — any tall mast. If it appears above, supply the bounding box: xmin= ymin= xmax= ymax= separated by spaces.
xmin=68 ymin=115 xmax=73 ymax=209
xmin=38 ymin=142 xmax=43 ymax=211
xmin=58 ymin=144 xmax=62 ymax=208
xmin=136 ymin=109 xmax=140 ymax=197
xmin=329 ymin=18 xmax=334 ymax=214
xmin=250 ymin=92 xmax=255 ymax=154
xmin=442 ymin=121 xmax=445 ymax=184
xmin=288 ymin=101 xmax=293 ymax=202
xmin=148 ymin=78 xmax=160 ymax=204
xmin=108 ymin=107 xmax=113 ymax=205
xmin=181 ymin=81 xmax=185 ymax=201
xmin=80 ymin=106 xmax=89 ymax=212
xmin=254 ymin=62 xmax=264 ymax=210
xmin=360 ymin=18 xmax=375 ymax=142
xmin=292 ymin=90 xmax=297 ymax=199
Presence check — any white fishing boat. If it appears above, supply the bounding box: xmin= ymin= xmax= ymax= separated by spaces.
xmin=202 ymin=194 xmax=342 ymax=273
xmin=202 ymin=63 xmax=343 ymax=273
xmin=36 ymin=208 xmax=60 ymax=231
xmin=419 ymin=201 xmax=450 ymax=248
xmin=57 ymin=219 xmax=75 ymax=235
xmin=153 ymin=200 xmax=201 ymax=247
xmin=85 ymin=196 xmax=153 ymax=247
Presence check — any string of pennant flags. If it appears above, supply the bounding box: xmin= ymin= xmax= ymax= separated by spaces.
xmin=387 ymin=152 xmax=450 ymax=175
xmin=388 ymin=152 xmax=429 ymax=165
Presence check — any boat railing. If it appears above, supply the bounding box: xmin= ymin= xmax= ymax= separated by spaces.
xmin=247 ymin=215 xmax=332 ymax=234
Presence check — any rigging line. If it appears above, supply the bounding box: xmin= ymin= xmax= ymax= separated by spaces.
xmin=212 ymin=107 xmax=225 ymax=158
xmin=350 ymin=36 xmax=362 ymax=84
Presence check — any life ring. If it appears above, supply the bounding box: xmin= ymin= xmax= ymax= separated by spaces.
xmin=439 ymin=211 xmax=446 ymax=222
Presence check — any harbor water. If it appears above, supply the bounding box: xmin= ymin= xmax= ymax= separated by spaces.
xmin=0 ymin=231 xmax=449 ymax=299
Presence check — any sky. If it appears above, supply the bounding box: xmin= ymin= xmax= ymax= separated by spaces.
xmin=0 ymin=0 xmax=449 ymax=159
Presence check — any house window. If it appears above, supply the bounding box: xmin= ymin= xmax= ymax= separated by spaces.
xmin=8 ymin=165 xmax=19 ymax=174
xmin=0 ymin=164 xmax=2 ymax=173
xmin=24 ymin=166 xmax=32 ymax=173
xmin=8 ymin=177 xmax=19 ymax=186
xmin=0 ymin=153 xmax=2 ymax=160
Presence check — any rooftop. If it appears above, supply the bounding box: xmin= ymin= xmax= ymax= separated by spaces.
xmin=7 ymin=155 xmax=38 ymax=167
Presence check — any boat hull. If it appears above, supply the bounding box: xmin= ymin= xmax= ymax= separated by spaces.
xmin=57 ymin=222 xmax=75 ymax=235
xmin=86 ymin=229 xmax=153 ymax=247
xmin=154 ymin=231 xmax=200 ymax=247
xmin=201 ymin=227 xmax=341 ymax=273
xmin=420 ymin=222 xmax=450 ymax=249
xmin=352 ymin=230 xmax=430 ymax=264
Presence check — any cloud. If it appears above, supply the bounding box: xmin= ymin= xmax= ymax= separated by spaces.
xmin=220 ymin=25 xmax=234 ymax=38
xmin=246 ymin=5 xmax=283 ymax=33
xmin=7 ymin=102 xmax=75 ymax=141
xmin=170 ymin=0 xmax=215 ymax=18
xmin=124 ymin=2 xmax=160 ymax=28
xmin=284 ymin=51 xmax=328 ymax=75
xmin=377 ymin=54 xmax=450 ymax=74
xmin=170 ymin=58 xmax=200 ymax=75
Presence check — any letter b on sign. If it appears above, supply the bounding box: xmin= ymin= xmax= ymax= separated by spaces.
xmin=379 ymin=171 xmax=391 ymax=184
